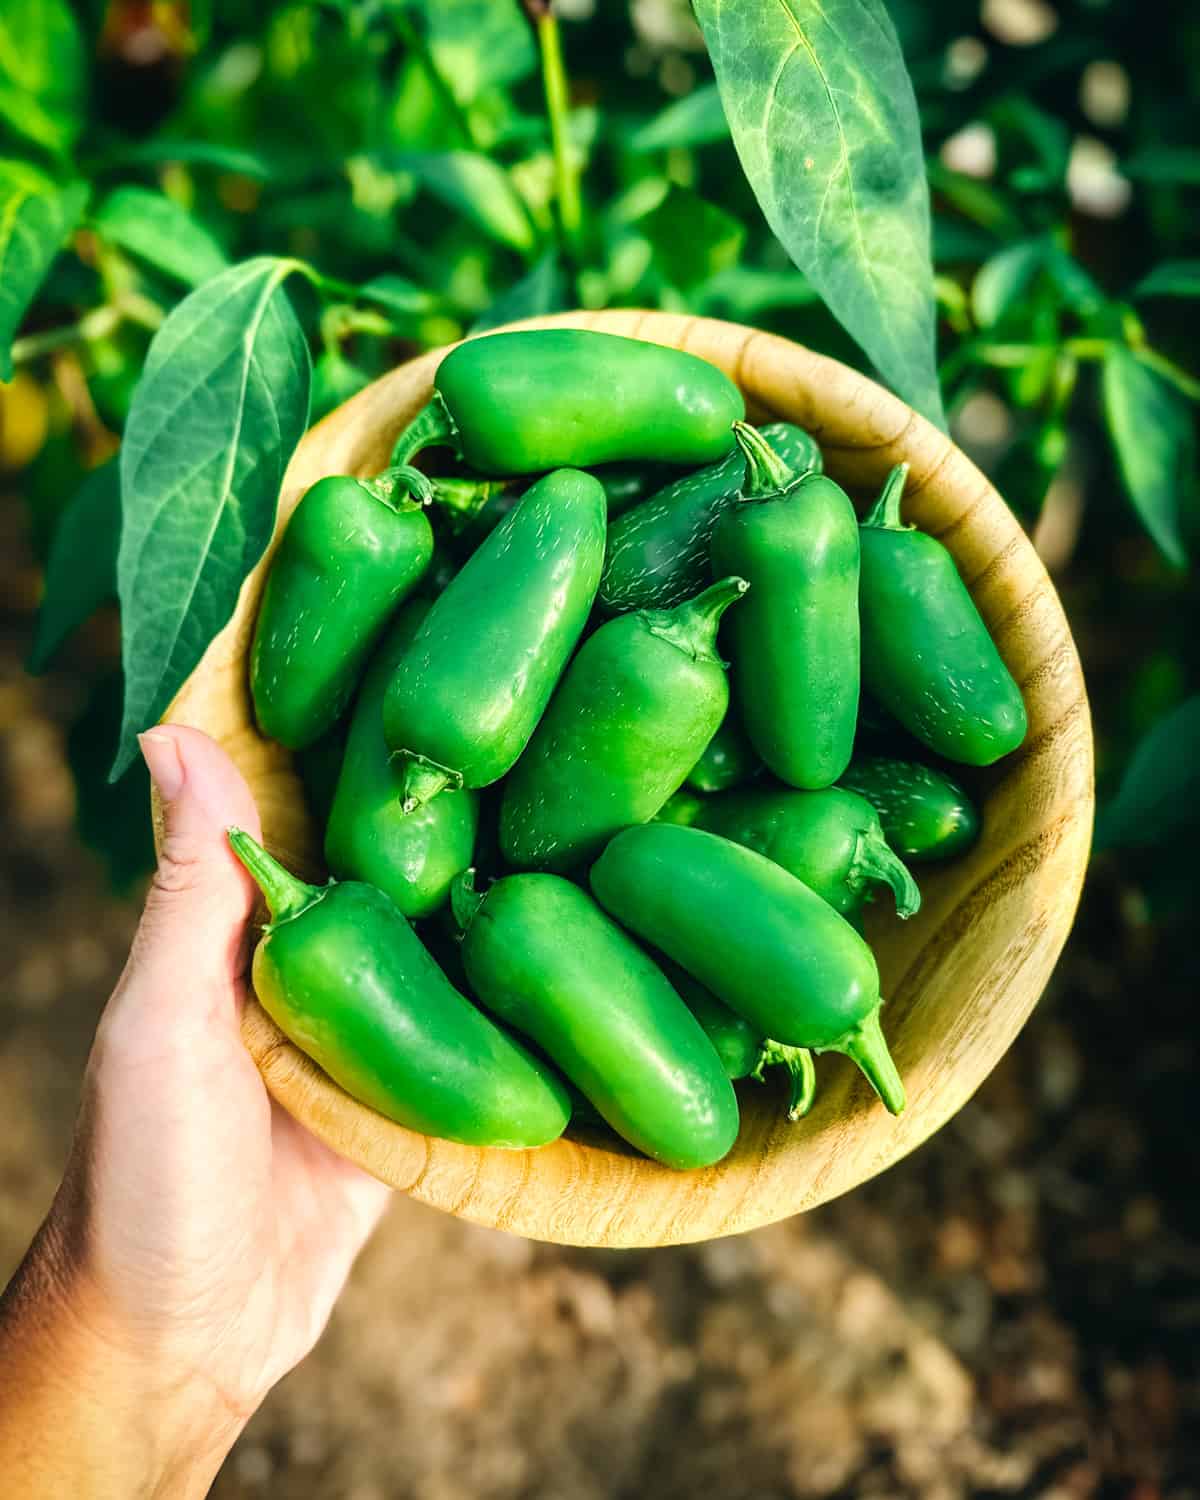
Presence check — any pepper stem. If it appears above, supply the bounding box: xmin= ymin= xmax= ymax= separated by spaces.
xmin=396 ymin=751 xmax=460 ymax=813
xmin=832 ymin=1006 xmax=905 ymax=1115
xmin=432 ymin=475 xmax=509 ymax=525
xmin=733 ymin=420 xmax=798 ymax=499
xmin=850 ymin=831 xmax=922 ymax=919
xmin=861 ymin=462 xmax=911 ymax=530
xmin=362 ymin=464 xmax=434 ymax=508
xmin=753 ymin=1041 xmax=817 ymax=1120
xmin=643 ymin=575 xmax=749 ymax=662
xmin=227 ymin=828 xmax=320 ymax=925
xmin=450 ymin=868 xmax=486 ymax=933
xmin=389 ymin=391 xmax=460 ymax=467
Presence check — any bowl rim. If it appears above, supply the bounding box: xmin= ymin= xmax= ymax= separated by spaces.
xmin=155 ymin=308 xmax=1094 ymax=1247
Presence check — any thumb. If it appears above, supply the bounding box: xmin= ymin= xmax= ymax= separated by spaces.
xmin=130 ymin=725 xmax=264 ymax=998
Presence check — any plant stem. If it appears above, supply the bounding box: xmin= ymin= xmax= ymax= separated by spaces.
xmin=11 ymin=305 xmax=122 ymax=365
xmin=1135 ymin=347 xmax=1200 ymax=403
xmin=392 ymin=12 xmax=476 ymax=150
xmin=532 ymin=4 xmax=582 ymax=255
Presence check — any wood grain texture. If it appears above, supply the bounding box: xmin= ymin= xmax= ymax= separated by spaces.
xmin=155 ymin=310 xmax=1094 ymax=1247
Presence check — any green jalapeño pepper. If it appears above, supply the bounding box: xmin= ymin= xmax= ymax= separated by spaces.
xmin=453 ymin=871 xmax=740 ymax=1170
xmin=383 ymin=468 xmax=607 ymax=810
xmin=840 ymin=755 xmax=980 ymax=863
xmin=250 ymin=468 xmax=434 ymax=750
xmin=590 ymin=824 xmax=905 ymax=1114
xmin=326 ymin=600 xmax=479 ymax=918
xmin=659 ymin=958 xmax=816 ymax=1121
xmin=599 ymin=421 xmax=822 ymax=613
xmin=695 ymin=786 xmax=921 ymax=919
xmin=593 ymin=460 xmax=680 ymax=517
xmin=711 ymin=423 xmax=860 ymax=790
xmin=499 ymin=577 xmax=748 ymax=872
xmin=390 ymin=329 xmax=744 ymax=474
xmin=859 ymin=464 xmax=1027 ymax=766
xmin=686 ymin=710 xmax=761 ymax=794
xmin=227 ymin=831 xmax=570 ymax=1147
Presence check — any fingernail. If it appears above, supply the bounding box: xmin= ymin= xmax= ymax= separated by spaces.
xmin=139 ymin=731 xmax=185 ymax=802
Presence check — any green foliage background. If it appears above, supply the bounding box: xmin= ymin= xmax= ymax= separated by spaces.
xmin=1 ymin=0 xmax=1198 ymax=911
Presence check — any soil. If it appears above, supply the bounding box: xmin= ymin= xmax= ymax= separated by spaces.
xmin=2 ymin=506 xmax=1197 ymax=1498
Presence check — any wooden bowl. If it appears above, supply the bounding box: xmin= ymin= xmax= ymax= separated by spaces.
xmin=156 ymin=310 xmax=1093 ymax=1247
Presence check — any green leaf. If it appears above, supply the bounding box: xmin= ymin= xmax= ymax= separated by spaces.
xmin=0 ymin=160 xmax=88 ymax=378
xmin=640 ymin=185 xmax=745 ymax=292
xmin=67 ymin=672 xmax=156 ymax=893
xmin=28 ymin=459 xmax=120 ymax=672
xmin=413 ymin=0 xmax=536 ymax=105
xmin=693 ymin=0 xmax=945 ymax=428
xmin=113 ymin=258 xmax=312 ymax=779
xmin=108 ymin=140 xmax=274 ymax=179
xmin=93 ymin=186 xmax=229 ymax=288
xmin=389 ymin=150 xmax=536 ymax=254
xmin=630 ymin=84 xmax=728 ymax=153
xmin=696 ymin=264 xmax=820 ymax=319
xmin=1095 ymin=696 xmax=1200 ymax=851
xmin=1134 ymin=261 xmax=1200 ymax=301
xmin=471 ymin=251 xmax=566 ymax=332
xmin=1102 ymin=345 xmax=1196 ymax=568
xmin=971 ymin=240 xmax=1046 ymax=329
xmin=0 ymin=0 xmax=85 ymax=156
xmin=358 ymin=273 xmax=438 ymax=317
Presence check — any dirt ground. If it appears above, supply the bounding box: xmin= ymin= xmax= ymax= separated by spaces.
xmin=2 ymin=534 xmax=1197 ymax=1498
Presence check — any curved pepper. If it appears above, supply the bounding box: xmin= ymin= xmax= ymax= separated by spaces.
xmin=858 ymin=465 xmax=1027 ymax=766
xmin=840 ymin=755 xmax=980 ymax=863
xmin=499 ymin=576 xmax=748 ymax=872
xmin=326 ymin=600 xmax=479 ymax=918
xmin=695 ymin=785 xmax=921 ymax=919
xmin=711 ymin=423 xmax=860 ymax=789
xmin=390 ymin=329 xmax=744 ymax=474
xmin=383 ymin=467 xmax=607 ymax=810
xmin=599 ymin=421 xmax=822 ymax=613
xmin=453 ymin=870 xmax=740 ymax=1170
xmin=590 ymin=823 xmax=905 ymax=1114
xmin=250 ymin=468 xmax=434 ymax=750
xmin=227 ymin=831 xmax=570 ymax=1147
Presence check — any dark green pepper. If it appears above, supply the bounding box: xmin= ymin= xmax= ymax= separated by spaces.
xmin=453 ymin=870 xmax=740 ymax=1170
xmin=250 ymin=469 xmax=434 ymax=750
xmin=711 ymin=423 xmax=860 ymax=790
xmin=593 ymin=460 xmax=680 ymax=517
xmin=590 ymin=824 xmax=905 ymax=1114
xmin=227 ymin=830 xmax=570 ymax=1147
xmin=499 ymin=577 xmax=748 ymax=872
xmin=383 ymin=468 xmax=607 ymax=809
xmin=659 ymin=958 xmax=816 ymax=1121
xmin=840 ymin=756 xmax=980 ymax=863
xmin=295 ymin=722 xmax=348 ymax=826
xmin=391 ymin=329 xmax=744 ymax=474
xmin=695 ymin=785 xmax=921 ymax=919
xmin=655 ymin=789 xmax=706 ymax=827
xmin=326 ymin=600 xmax=479 ymax=918
xmin=859 ymin=464 xmax=1027 ymax=766
xmin=599 ymin=421 xmax=822 ymax=613
xmin=686 ymin=710 xmax=761 ymax=794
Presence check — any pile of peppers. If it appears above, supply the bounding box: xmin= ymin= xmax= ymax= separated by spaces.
xmin=234 ymin=328 xmax=1020 ymax=1170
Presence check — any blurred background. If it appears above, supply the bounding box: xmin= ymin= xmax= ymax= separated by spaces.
xmin=2 ymin=0 xmax=1198 ymax=1492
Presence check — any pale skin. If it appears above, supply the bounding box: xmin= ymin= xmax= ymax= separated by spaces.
xmin=0 ymin=726 xmax=391 ymax=1498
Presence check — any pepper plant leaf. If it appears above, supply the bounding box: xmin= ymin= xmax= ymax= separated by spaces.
xmin=0 ymin=160 xmax=88 ymax=378
xmin=28 ymin=458 xmax=121 ymax=673
xmin=693 ymin=0 xmax=945 ymax=429
xmin=0 ymin=0 xmax=85 ymax=157
xmin=472 ymin=251 xmax=566 ymax=332
xmin=1095 ymin=696 xmax=1200 ymax=851
xmin=113 ymin=258 xmax=311 ymax=779
xmin=92 ymin=186 xmax=229 ymax=288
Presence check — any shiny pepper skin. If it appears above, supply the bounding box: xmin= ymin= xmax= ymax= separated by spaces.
xmin=250 ymin=471 xmax=433 ymax=751
xmin=453 ymin=871 xmax=740 ymax=1170
xmin=840 ymin=755 xmax=980 ymax=862
xmin=695 ymin=785 xmax=921 ymax=919
xmin=858 ymin=464 xmax=1027 ymax=766
xmin=499 ymin=577 xmax=748 ymax=873
xmin=326 ymin=600 xmax=479 ymax=918
xmin=382 ymin=468 xmax=607 ymax=810
xmin=590 ymin=823 xmax=905 ymax=1114
xmin=599 ymin=421 xmax=822 ymax=614
xmin=711 ymin=423 xmax=860 ymax=790
xmin=227 ymin=831 xmax=570 ymax=1147
xmin=390 ymin=329 xmax=745 ymax=475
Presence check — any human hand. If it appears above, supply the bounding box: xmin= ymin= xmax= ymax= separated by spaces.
xmin=0 ymin=726 xmax=390 ymax=1497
